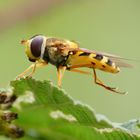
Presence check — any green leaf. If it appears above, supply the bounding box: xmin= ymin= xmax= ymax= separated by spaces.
xmin=1 ymin=78 xmax=140 ymax=139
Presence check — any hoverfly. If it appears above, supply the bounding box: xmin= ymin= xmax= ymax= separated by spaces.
xmin=17 ymin=35 xmax=132 ymax=94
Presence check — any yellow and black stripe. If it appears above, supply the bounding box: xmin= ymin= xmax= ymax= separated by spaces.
xmin=67 ymin=51 xmax=120 ymax=73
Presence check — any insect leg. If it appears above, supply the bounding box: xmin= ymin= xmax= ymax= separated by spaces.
xmin=93 ymin=69 xmax=126 ymax=94
xmin=16 ymin=64 xmax=35 ymax=79
xmin=16 ymin=62 xmax=47 ymax=79
xmin=67 ymin=68 xmax=92 ymax=75
xmin=57 ymin=66 xmax=66 ymax=87
xmin=68 ymin=64 xmax=92 ymax=69
xmin=27 ymin=62 xmax=47 ymax=77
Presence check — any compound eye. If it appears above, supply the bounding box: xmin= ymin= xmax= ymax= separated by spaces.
xmin=31 ymin=36 xmax=43 ymax=57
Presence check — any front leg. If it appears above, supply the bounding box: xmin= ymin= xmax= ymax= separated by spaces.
xmin=16 ymin=64 xmax=35 ymax=80
xmin=16 ymin=62 xmax=47 ymax=80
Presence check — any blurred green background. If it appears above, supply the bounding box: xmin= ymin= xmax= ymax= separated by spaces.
xmin=0 ymin=0 xmax=140 ymax=123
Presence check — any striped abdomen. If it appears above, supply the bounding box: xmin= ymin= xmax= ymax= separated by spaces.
xmin=67 ymin=51 xmax=120 ymax=73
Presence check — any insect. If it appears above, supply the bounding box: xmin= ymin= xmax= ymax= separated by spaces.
xmin=16 ymin=35 xmax=132 ymax=94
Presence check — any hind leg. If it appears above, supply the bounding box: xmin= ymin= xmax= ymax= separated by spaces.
xmin=93 ymin=69 xmax=126 ymax=94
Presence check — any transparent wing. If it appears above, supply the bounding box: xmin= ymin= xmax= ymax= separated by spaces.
xmin=70 ymin=47 xmax=133 ymax=68
xmin=108 ymin=57 xmax=133 ymax=68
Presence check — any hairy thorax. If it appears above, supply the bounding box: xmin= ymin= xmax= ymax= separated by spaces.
xmin=44 ymin=46 xmax=69 ymax=67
